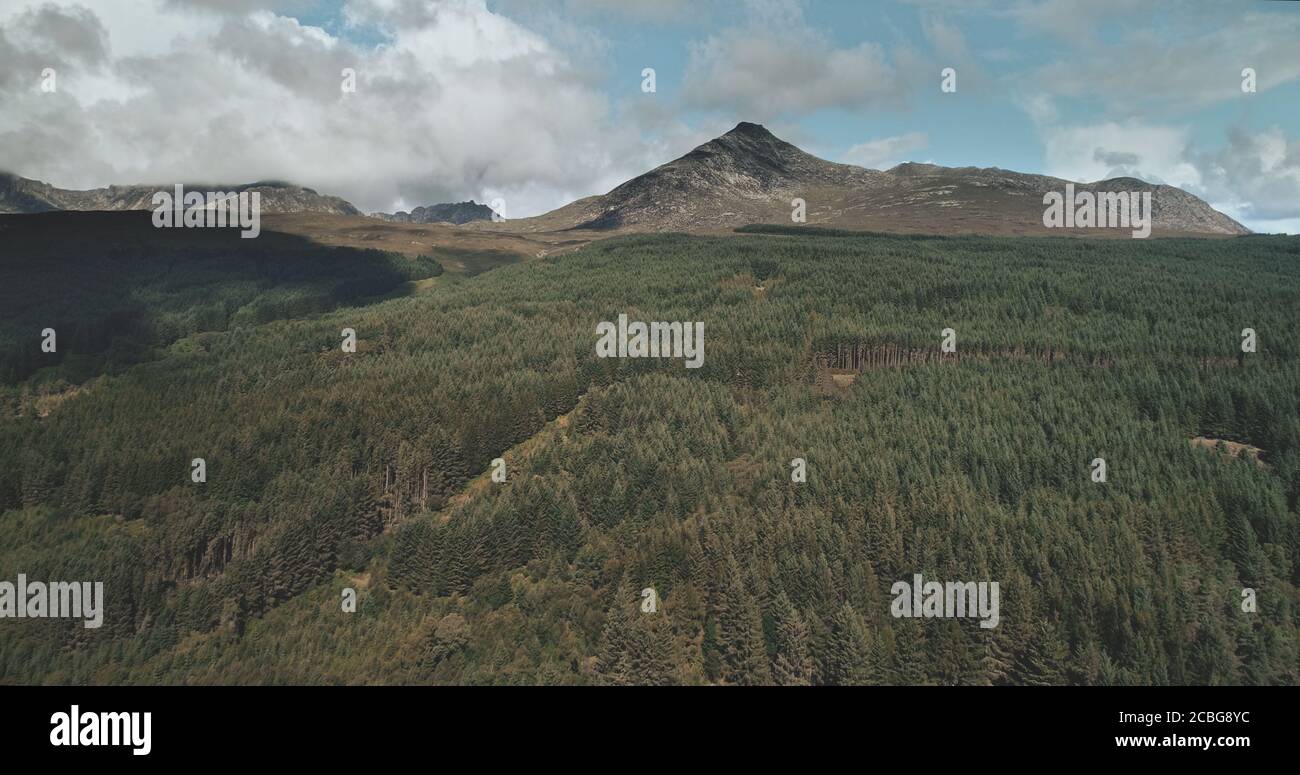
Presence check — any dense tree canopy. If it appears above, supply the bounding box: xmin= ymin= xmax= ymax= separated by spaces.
xmin=1 ymin=227 xmax=1297 ymax=685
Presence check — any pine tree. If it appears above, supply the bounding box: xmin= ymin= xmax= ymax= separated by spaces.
xmin=716 ymin=557 xmax=771 ymax=685
xmin=823 ymin=602 xmax=872 ymax=685
xmin=629 ymin=611 xmax=678 ymax=686
xmin=1015 ymin=620 xmax=1069 ymax=686
xmin=596 ymin=577 xmax=636 ymax=686
xmin=770 ymin=592 xmax=813 ymax=685
xmin=890 ymin=619 xmax=928 ymax=685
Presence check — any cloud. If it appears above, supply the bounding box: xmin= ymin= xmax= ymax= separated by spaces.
xmin=1 ymin=3 xmax=109 ymax=64
xmin=842 ymin=132 xmax=928 ymax=170
xmin=1189 ymin=126 xmax=1300 ymax=223
xmin=917 ymin=11 xmax=988 ymax=94
xmin=559 ymin=0 xmax=692 ymax=23
xmin=1040 ymin=119 xmax=1300 ymax=232
xmin=1026 ymin=9 xmax=1300 ymax=112
xmin=0 ymin=0 xmax=664 ymax=216
xmin=682 ymin=30 xmax=911 ymax=119
xmin=1041 ymin=122 xmax=1200 ymax=187
xmin=1092 ymin=148 xmax=1139 ymax=168
xmin=680 ymin=2 xmax=919 ymax=120
xmin=936 ymin=1 xmax=1299 ymax=117
xmin=919 ymin=13 xmax=966 ymax=64
xmin=2 ymin=0 xmax=1293 ymax=229
xmin=164 ymin=0 xmax=305 ymax=13
xmin=1007 ymin=0 xmax=1151 ymax=42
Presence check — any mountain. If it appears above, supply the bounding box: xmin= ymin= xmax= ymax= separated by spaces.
xmin=2 ymin=124 xmax=1248 ymax=236
xmin=488 ymin=122 xmax=1248 ymax=237
xmin=0 ymin=173 xmax=361 ymax=216
xmin=369 ymin=200 xmax=498 ymax=225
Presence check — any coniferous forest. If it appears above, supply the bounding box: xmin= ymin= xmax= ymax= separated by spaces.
xmin=1 ymin=221 xmax=1297 ymax=685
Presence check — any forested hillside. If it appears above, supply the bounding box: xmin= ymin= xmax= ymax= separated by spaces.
xmin=0 ymin=212 xmax=442 ymax=386
xmin=1 ymin=227 xmax=1297 ymax=685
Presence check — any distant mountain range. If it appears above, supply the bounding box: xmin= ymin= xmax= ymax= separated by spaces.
xmin=0 ymin=174 xmax=360 ymax=216
xmin=1 ymin=123 xmax=1249 ymax=236
xmin=0 ymin=172 xmax=501 ymax=226
xmin=486 ymin=122 xmax=1248 ymax=236
xmin=369 ymin=200 xmax=499 ymax=225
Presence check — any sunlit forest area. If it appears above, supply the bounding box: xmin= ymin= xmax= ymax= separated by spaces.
xmin=1 ymin=223 xmax=1297 ymax=685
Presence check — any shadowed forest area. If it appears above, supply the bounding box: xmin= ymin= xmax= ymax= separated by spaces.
xmin=0 ymin=212 xmax=442 ymax=386
xmin=1 ymin=226 xmax=1297 ymax=685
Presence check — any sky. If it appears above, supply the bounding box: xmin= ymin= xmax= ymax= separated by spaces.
xmin=1 ymin=0 xmax=1298 ymax=232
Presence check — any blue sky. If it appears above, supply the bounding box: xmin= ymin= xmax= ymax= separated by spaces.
xmin=3 ymin=0 xmax=1299 ymax=231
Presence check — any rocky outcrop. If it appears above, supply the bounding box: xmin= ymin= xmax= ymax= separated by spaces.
xmin=369 ymin=200 xmax=497 ymax=225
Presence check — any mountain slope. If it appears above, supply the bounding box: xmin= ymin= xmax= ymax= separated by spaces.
xmin=4 ymin=229 xmax=1298 ymax=684
xmin=484 ymin=122 xmax=1248 ymax=237
xmin=0 ymin=173 xmax=361 ymax=216
xmin=2 ymin=124 xmax=1249 ymax=236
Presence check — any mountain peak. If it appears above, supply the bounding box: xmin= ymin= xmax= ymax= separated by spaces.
xmin=689 ymin=121 xmax=833 ymax=176
xmin=725 ymin=121 xmax=775 ymax=138
xmin=511 ymin=121 xmax=1247 ymax=236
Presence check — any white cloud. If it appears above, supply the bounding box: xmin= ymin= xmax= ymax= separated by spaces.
xmin=1027 ymin=10 xmax=1300 ymax=112
xmin=1008 ymin=0 xmax=1151 ymax=42
xmin=919 ymin=14 xmax=966 ymax=62
xmin=1041 ymin=122 xmax=1200 ymax=189
xmin=1040 ymin=120 xmax=1300 ymax=233
xmin=842 ymin=132 xmax=928 ymax=170
xmin=0 ymin=0 xmax=656 ymax=216
xmin=556 ymin=0 xmax=691 ymax=23
xmin=2 ymin=0 xmax=1294 ymax=230
xmin=1189 ymin=126 xmax=1300 ymax=225
xmin=679 ymin=6 xmax=918 ymax=120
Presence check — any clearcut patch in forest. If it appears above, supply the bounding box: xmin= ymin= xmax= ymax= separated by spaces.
xmin=1191 ymin=437 xmax=1269 ymax=468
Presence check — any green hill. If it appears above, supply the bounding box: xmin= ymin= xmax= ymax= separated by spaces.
xmin=1 ymin=227 xmax=1297 ymax=685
